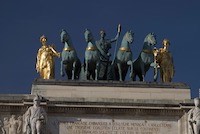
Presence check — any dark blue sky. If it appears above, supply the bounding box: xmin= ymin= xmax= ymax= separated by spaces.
xmin=0 ymin=0 xmax=199 ymax=98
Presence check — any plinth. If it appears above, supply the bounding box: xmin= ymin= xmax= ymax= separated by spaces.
xmin=0 ymin=80 xmax=193 ymax=134
xmin=31 ymin=79 xmax=190 ymax=100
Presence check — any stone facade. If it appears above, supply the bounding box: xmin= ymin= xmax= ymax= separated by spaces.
xmin=0 ymin=80 xmax=194 ymax=134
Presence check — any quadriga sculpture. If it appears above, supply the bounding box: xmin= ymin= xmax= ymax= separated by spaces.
xmin=115 ymin=31 xmax=134 ymax=81
xmin=129 ymin=33 xmax=157 ymax=81
xmin=60 ymin=29 xmax=81 ymax=80
xmin=84 ymin=29 xmax=100 ymax=80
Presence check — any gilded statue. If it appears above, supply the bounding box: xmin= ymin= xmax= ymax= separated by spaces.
xmin=36 ymin=35 xmax=60 ymax=79
xmin=188 ymin=98 xmax=200 ymax=134
xmin=157 ymin=39 xmax=175 ymax=82
xmin=24 ymin=95 xmax=47 ymax=134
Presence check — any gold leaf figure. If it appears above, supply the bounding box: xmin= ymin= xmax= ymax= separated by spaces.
xmin=157 ymin=39 xmax=175 ymax=82
xmin=36 ymin=35 xmax=60 ymax=79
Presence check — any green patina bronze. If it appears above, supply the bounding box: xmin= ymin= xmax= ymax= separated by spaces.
xmin=95 ymin=26 xmax=120 ymax=80
xmin=129 ymin=33 xmax=157 ymax=81
xmin=84 ymin=29 xmax=100 ymax=80
xmin=114 ymin=30 xmax=134 ymax=81
xmin=56 ymin=28 xmax=173 ymax=83
xmin=60 ymin=29 xmax=81 ymax=80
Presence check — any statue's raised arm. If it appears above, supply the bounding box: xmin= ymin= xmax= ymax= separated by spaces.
xmin=95 ymin=24 xmax=121 ymax=80
xmin=109 ymin=24 xmax=121 ymax=43
xmin=49 ymin=45 xmax=60 ymax=57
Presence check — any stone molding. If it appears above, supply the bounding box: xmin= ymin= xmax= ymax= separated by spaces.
xmin=33 ymin=79 xmax=190 ymax=89
xmin=0 ymin=94 xmax=193 ymax=114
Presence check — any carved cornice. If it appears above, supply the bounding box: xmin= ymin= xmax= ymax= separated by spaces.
xmin=47 ymin=106 xmax=184 ymax=116
xmin=0 ymin=94 xmax=193 ymax=117
xmin=33 ymin=79 xmax=190 ymax=89
xmin=0 ymin=100 xmax=185 ymax=116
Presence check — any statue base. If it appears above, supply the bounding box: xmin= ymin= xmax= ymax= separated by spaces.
xmin=31 ymin=79 xmax=190 ymax=100
xmin=0 ymin=80 xmax=193 ymax=134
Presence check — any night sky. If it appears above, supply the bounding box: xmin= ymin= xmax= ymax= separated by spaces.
xmin=0 ymin=0 xmax=199 ymax=98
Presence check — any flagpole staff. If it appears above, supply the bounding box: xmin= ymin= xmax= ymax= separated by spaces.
xmin=112 ymin=24 xmax=121 ymax=65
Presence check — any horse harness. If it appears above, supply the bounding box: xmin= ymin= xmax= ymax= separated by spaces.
xmin=119 ymin=47 xmax=131 ymax=52
xmin=142 ymin=49 xmax=153 ymax=54
xmin=63 ymin=47 xmax=74 ymax=51
xmin=86 ymin=46 xmax=97 ymax=51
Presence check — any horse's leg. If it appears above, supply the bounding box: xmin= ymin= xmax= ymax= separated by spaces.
xmin=153 ymin=67 xmax=158 ymax=82
xmin=85 ymin=60 xmax=89 ymax=80
xmin=138 ymin=74 xmax=143 ymax=81
xmin=132 ymin=72 xmax=136 ymax=81
xmin=60 ymin=60 xmax=65 ymax=77
xmin=95 ymin=60 xmax=100 ymax=80
xmin=92 ymin=67 xmax=95 ymax=80
xmin=127 ymin=60 xmax=133 ymax=80
xmin=140 ymin=62 xmax=145 ymax=82
xmin=72 ymin=61 xmax=76 ymax=80
xmin=122 ymin=66 xmax=128 ymax=81
xmin=75 ymin=59 xmax=81 ymax=79
xmin=65 ymin=65 xmax=72 ymax=80
xmin=117 ymin=63 xmax=122 ymax=81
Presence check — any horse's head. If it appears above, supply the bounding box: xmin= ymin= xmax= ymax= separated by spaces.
xmin=124 ymin=30 xmax=134 ymax=44
xmin=144 ymin=33 xmax=157 ymax=46
xmin=60 ymin=29 xmax=70 ymax=43
xmin=84 ymin=29 xmax=94 ymax=42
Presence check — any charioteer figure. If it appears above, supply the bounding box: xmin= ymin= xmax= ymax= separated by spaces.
xmin=96 ymin=25 xmax=121 ymax=80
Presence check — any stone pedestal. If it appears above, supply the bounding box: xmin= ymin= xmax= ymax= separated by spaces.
xmin=31 ymin=79 xmax=190 ymax=100
xmin=0 ymin=80 xmax=193 ymax=134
